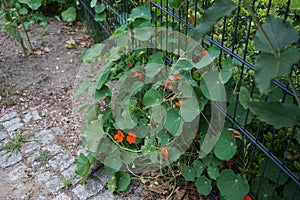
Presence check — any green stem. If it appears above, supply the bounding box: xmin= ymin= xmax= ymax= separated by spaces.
xmin=243 ymin=0 xmax=280 ymax=60
xmin=288 ymin=77 xmax=300 ymax=108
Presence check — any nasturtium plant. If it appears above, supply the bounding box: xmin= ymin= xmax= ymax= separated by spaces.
xmin=74 ymin=0 xmax=299 ymax=199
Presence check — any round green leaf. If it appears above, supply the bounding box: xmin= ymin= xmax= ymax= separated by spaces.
xmin=143 ymin=89 xmax=162 ymax=108
xmin=181 ymin=97 xmax=200 ymax=122
xmin=219 ymin=59 xmax=233 ymax=84
xmin=83 ymin=44 xmax=105 ymax=63
xmin=19 ymin=0 xmax=42 ymax=10
xmin=284 ymin=181 xmax=300 ymax=200
xmin=217 ymin=169 xmax=249 ymax=200
xmin=61 ymin=6 xmax=77 ymax=23
xmin=182 ymin=166 xmax=196 ymax=182
xmin=213 ymin=130 xmax=237 ymax=161
xmin=207 ymin=165 xmax=219 ymax=180
xmin=174 ymin=59 xmax=194 ymax=71
xmin=133 ymin=22 xmax=153 ymax=41
xmin=94 ymin=12 xmax=107 ymax=22
xmin=144 ymin=52 xmax=164 ymax=78
xmin=104 ymin=155 xmax=122 ymax=172
xmin=200 ymin=71 xmax=226 ymax=101
xmin=164 ymin=108 xmax=183 ymax=136
xmin=195 ymin=176 xmax=212 ymax=195
xmin=193 ymin=160 xmax=204 ymax=178
xmin=115 ymin=171 xmax=131 ymax=192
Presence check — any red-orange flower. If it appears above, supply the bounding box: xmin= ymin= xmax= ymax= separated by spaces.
xmin=243 ymin=195 xmax=252 ymax=200
xmin=114 ymin=130 xmax=124 ymax=143
xmin=164 ymin=78 xmax=173 ymax=91
xmin=128 ymin=61 xmax=133 ymax=67
xmin=159 ymin=147 xmax=169 ymax=159
xmin=147 ymin=0 xmax=151 ymax=4
xmin=126 ymin=132 xmax=136 ymax=144
xmin=174 ymin=74 xmax=181 ymax=80
xmin=132 ymin=69 xmax=143 ymax=80
xmin=233 ymin=131 xmax=239 ymax=138
xmin=175 ymin=101 xmax=183 ymax=107
xmin=201 ymin=50 xmax=208 ymax=57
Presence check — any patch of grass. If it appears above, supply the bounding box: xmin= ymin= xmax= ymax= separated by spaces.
xmin=0 ymin=132 xmax=39 ymax=155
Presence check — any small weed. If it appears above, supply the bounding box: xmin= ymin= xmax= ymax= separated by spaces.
xmin=61 ymin=173 xmax=76 ymax=189
xmin=0 ymin=132 xmax=39 ymax=157
xmin=26 ymin=188 xmax=33 ymax=200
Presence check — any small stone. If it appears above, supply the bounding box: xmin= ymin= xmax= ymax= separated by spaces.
xmin=23 ymin=112 xmax=32 ymax=123
xmin=32 ymin=109 xmax=41 ymax=121
xmin=2 ymin=118 xmax=23 ymax=132
xmin=72 ymin=179 xmax=103 ymax=200
xmin=0 ymin=152 xmax=23 ymax=169
xmin=53 ymin=193 xmax=71 ymax=200
xmin=0 ymin=111 xmax=17 ymax=122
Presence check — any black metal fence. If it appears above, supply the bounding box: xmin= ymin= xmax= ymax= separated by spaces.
xmin=78 ymin=0 xmax=300 ymax=199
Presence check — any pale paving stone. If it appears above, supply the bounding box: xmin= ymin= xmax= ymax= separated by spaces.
xmin=0 ymin=152 xmax=22 ymax=169
xmin=59 ymin=157 xmax=74 ymax=172
xmin=72 ymin=179 xmax=103 ymax=200
xmin=91 ymin=190 xmax=116 ymax=200
xmin=42 ymin=144 xmax=62 ymax=155
xmin=22 ymin=141 xmax=40 ymax=154
xmin=0 ymin=111 xmax=17 ymax=122
xmin=53 ymin=193 xmax=71 ymax=200
xmin=36 ymin=171 xmax=51 ymax=182
xmin=7 ymin=163 xmax=27 ymax=181
xmin=0 ymin=131 xmax=6 ymax=140
xmin=32 ymin=109 xmax=41 ymax=121
xmin=44 ymin=175 xmax=63 ymax=193
xmin=2 ymin=117 xmax=23 ymax=132
xmin=48 ymin=152 xmax=71 ymax=170
xmin=35 ymin=129 xmax=56 ymax=144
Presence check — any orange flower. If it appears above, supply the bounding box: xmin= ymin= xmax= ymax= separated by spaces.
xmin=114 ymin=130 xmax=124 ymax=143
xmin=147 ymin=0 xmax=151 ymax=4
xmin=159 ymin=147 xmax=169 ymax=159
xmin=164 ymin=78 xmax=173 ymax=91
xmin=126 ymin=132 xmax=136 ymax=144
xmin=132 ymin=69 xmax=143 ymax=80
xmin=128 ymin=61 xmax=133 ymax=67
xmin=243 ymin=195 xmax=252 ymax=200
xmin=173 ymin=74 xmax=181 ymax=80
xmin=175 ymin=101 xmax=183 ymax=107
xmin=201 ymin=50 xmax=208 ymax=57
